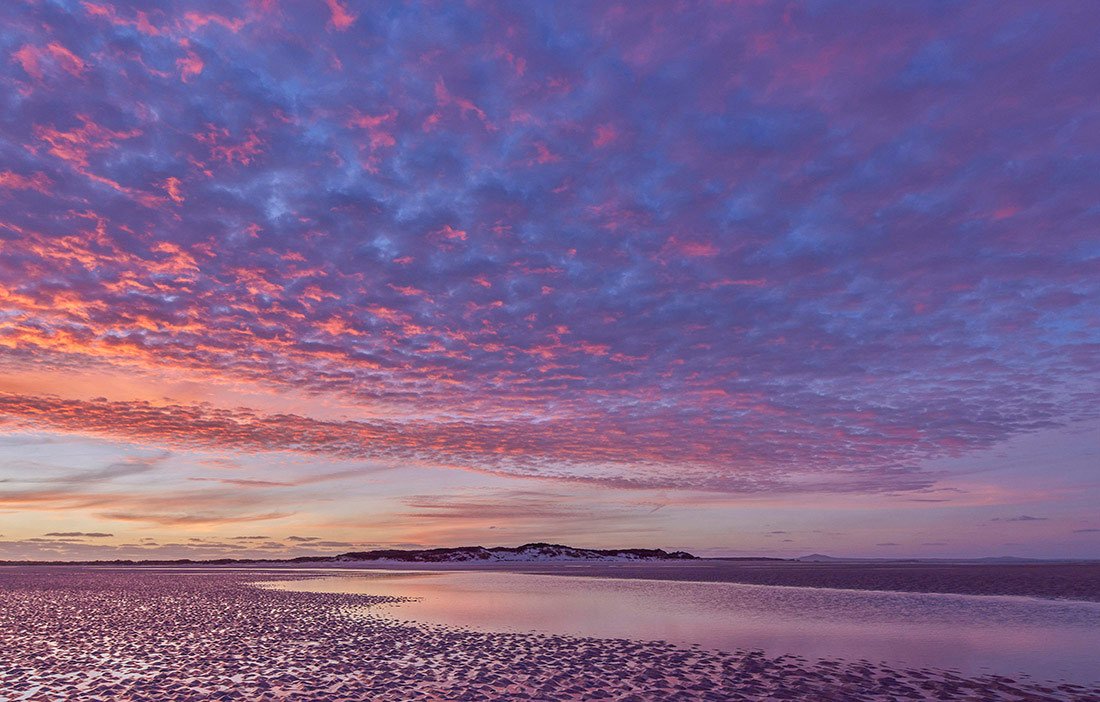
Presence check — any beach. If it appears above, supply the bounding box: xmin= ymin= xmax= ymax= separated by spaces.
xmin=1 ymin=566 xmax=1097 ymax=701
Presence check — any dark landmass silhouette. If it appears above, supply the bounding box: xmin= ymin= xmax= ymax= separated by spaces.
xmin=0 ymin=542 xmax=697 ymax=566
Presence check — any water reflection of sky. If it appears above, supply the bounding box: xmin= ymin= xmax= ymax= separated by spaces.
xmin=265 ymin=570 xmax=1100 ymax=685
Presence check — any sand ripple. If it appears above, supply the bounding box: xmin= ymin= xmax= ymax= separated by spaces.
xmin=0 ymin=568 xmax=1095 ymax=701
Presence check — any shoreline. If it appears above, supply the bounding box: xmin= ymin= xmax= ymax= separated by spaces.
xmin=496 ymin=560 xmax=1100 ymax=603
xmin=34 ymin=557 xmax=1098 ymax=603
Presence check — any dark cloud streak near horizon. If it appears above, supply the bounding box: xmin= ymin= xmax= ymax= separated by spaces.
xmin=0 ymin=1 xmax=1098 ymax=499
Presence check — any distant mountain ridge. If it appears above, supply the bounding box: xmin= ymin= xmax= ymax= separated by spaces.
xmin=0 ymin=542 xmax=697 ymax=566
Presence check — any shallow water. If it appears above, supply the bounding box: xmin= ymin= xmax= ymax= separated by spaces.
xmin=264 ymin=570 xmax=1100 ymax=685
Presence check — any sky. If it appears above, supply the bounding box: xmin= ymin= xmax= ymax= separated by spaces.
xmin=0 ymin=0 xmax=1098 ymax=561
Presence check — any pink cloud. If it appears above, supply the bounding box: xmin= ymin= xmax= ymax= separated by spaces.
xmin=324 ymin=0 xmax=356 ymax=31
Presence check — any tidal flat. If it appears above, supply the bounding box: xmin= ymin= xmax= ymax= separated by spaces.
xmin=1 ymin=565 xmax=1098 ymax=701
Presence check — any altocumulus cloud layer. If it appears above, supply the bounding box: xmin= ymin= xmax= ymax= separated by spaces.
xmin=1 ymin=1 xmax=1099 ymax=496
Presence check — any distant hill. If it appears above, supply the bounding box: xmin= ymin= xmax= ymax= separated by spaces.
xmin=0 ymin=542 xmax=697 ymax=566
xmin=334 ymin=543 xmax=697 ymax=563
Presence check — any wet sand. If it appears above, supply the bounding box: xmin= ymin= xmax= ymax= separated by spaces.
xmin=1 ymin=567 xmax=1097 ymax=701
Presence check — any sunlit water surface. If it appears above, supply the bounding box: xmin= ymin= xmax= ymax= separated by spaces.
xmin=263 ymin=570 xmax=1100 ymax=684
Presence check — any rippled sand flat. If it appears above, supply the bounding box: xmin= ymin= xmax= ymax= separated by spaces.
xmin=1 ymin=567 xmax=1097 ymax=701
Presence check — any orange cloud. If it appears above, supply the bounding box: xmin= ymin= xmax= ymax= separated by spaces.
xmin=435 ymin=224 xmax=467 ymax=241
xmin=164 ymin=176 xmax=184 ymax=203
xmin=32 ymin=115 xmax=141 ymax=169
xmin=434 ymin=79 xmax=489 ymax=125
xmin=177 ymin=44 xmax=204 ymax=82
xmin=0 ymin=391 xmax=937 ymax=496
xmin=183 ymin=11 xmax=246 ymax=33
xmin=195 ymin=125 xmax=264 ymax=165
xmin=81 ymin=2 xmax=162 ymax=36
xmin=347 ymin=109 xmax=397 ymax=149
xmin=324 ymin=0 xmax=356 ymax=31
xmin=0 ymin=171 xmax=52 ymax=194
xmin=12 ymin=42 xmax=87 ymax=80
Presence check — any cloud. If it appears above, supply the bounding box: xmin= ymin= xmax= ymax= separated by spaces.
xmin=399 ymin=492 xmax=594 ymax=521
xmin=324 ymin=0 xmax=356 ymax=31
xmin=0 ymin=452 xmax=298 ymax=527
xmin=0 ymin=391 xmax=946 ymax=493
xmin=187 ymin=467 xmax=379 ymax=489
xmin=368 ymin=489 xmax=667 ymax=546
xmin=992 ymin=515 xmax=1049 ymax=522
xmin=98 ymin=511 xmax=290 ymax=527
xmin=0 ymin=0 xmax=1096 ymax=510
xmin=0 ymin=534 xmax=357 ymax=561
xmin=44 ymin=532 xmax=113 ymax=538
xmin=0 ymin=171 xmax=52 ymax=193
xmin=0 ymin=387 xmax=996 ymax=495
xmin=0 ymin=454 xmax=172 ymax=515
xmin=1073 ymin=528 xmax=1100 ymax=534
xmin=11 ymin=42 xmax=87 ymax=81
xmin=0 ymin=454 xmax=169 ymax=488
